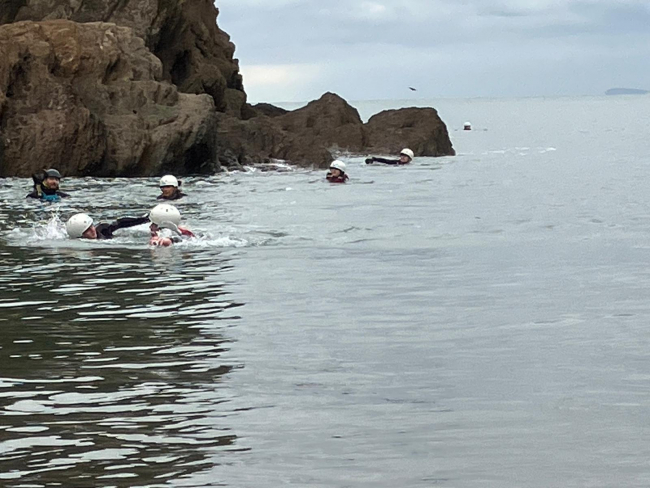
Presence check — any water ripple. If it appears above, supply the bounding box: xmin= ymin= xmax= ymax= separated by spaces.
xmin=0 ymin=238 xmax=241 ymax=485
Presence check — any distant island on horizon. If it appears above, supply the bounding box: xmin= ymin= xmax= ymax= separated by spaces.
xmin=605 ymin=88 xmax=649 ymax=96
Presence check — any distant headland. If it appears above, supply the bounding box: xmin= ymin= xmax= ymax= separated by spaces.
xmin=605 ymin=88 xmax=649 ymax=96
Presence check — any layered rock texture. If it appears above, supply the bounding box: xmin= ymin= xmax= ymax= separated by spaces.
xmin=0 ymin=0 xmax=454 ymax=176
xmin=0 ymin=0 xmax=245 ymax=115
xmin=0 ymin=20 xmax=217 ymax=177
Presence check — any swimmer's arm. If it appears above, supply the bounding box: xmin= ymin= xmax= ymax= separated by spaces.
xmin=105 ymin=216 xmax=151 ymax=236
xmin=368 ymin=157 xmax=400 ymax=165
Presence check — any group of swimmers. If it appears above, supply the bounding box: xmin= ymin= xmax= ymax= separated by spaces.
xmin=27 ymin=171 xmax=192 ymax=246
xmin=326 ymin=148 xmax=415 ymax=183
xmin=28 ymin=170 xmax=185 ymax=203
xmin=27 ymin=149 xmax=416 ymax=243
xmin=64 ymin=203 xmax=194 ymax=246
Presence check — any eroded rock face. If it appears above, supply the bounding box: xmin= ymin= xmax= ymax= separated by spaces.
xmin=0 ymin=0 xmax=246 ymax=115
xmin=0 ymin=20 xmax=218 ymax=177
xmin=214 ymin=111 xmax=334 ymax=169
xmin=275 ymin=92 xmax=367 ymax=154
xmin=365 ymin=107 xmax=456 ymax=157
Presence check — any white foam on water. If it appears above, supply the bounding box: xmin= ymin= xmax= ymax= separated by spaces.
xmin=169 ymin=234 xmax=249 ymax=249
xmin=7 ymin=213 xmax=69 ymax=244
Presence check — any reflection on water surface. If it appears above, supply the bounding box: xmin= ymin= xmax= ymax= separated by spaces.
xmin=0 ymin=246 xmax=243 ymax=486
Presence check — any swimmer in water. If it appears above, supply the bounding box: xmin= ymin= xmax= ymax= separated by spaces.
xmin=27 ymin=169 xmax=70 ymax=202
xmin=365 ymin=148 xmax=414 ymax=165
xmin=325 ymin=160 xmax=349 ymax=183
xmin=148 ymin=203 xmax=195 ymax=247
xmin=157 ymin=175 xmax=186 ymax=201
xmin=66 ymin=213 xmax=150 ymax=239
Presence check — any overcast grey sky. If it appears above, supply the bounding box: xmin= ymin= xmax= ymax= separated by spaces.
xmin=216 ymin=0 xmax=650 ymax=103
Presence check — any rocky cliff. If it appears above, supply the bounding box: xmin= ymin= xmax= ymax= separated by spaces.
xmin=0 ymin=20 xmax=217 ymax=177
xmin=0 ymin=0 xmax=454 ymax=176
xmin=0 ymin=0 xmax=246 ymax=115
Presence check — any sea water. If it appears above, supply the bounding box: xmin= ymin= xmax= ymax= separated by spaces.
xmin=1 ymin=95 xmax=650 ymax=487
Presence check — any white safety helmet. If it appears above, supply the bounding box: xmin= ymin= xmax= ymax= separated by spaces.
xmin=159 ymin=175 xmax=179 ymax=188
xmin=400 ymin=148 xmax=414 ymax=160
xmin=329 ymin=160 xmax=346 ymax=173
xmin=150 ymin=203 xmax=181 ymax=226
xmin=66 ymin=213 xmax=94 ymax=238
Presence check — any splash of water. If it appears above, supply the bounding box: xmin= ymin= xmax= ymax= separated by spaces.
xmin=29 ymin=212 xmax=68 ymax=242
xmin=174 ymin=234 xmax=249 ymax=248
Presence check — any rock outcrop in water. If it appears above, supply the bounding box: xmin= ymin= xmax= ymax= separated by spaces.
xmin=216 ymin=93 xmax=455 ymax=169
xmin=216 ymin=93 xmax=366 ymax=169
xmin=0 ymin=0 xmax=455 ymax=176
xmin=366 ymin=107 xmax=455 ymax=158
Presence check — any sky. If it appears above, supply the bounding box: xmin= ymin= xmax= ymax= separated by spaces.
xmin=216 ymin=0 xmax=650 ymax=103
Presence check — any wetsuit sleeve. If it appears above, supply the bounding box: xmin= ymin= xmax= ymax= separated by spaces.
xmin=98 ymin=216 xmax=150 ymax=239
xmin=26 ymin=191 xmax=39 ymax=199
xmin=57 ymin=191 xmax=70 ymax=198
xmin=370 ymin=157 xmax=401 ymax=165
xmin=111 ymin=216 xmax=150 ymax=231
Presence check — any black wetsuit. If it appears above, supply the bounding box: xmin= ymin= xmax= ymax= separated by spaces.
xmin=157 ymin=189 xmax=186 ymax=200
xmin=365 ymin=157 xmax=408 ymax=165
xmin=95 ymin=216 xmax=150 ymax=240
xmin=26 ymin=183 xmax=70 ymax=200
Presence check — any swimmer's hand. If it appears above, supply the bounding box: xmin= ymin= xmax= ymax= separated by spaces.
xmin=365 ymin=158 xmax=374 ymax=164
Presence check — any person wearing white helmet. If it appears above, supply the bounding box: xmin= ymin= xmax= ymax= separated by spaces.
xmin=326 ymin=160 xmax=349 ymax=183
xmin=148 ymin=203 xmax=195 ymax=246
xmin=158 ymin=175 xmax=186 ymax=201
xmin=27 ymin=168 xmax=70 ymax=202
xmin=365 ymin=148 xmax=414 ymax=165
xmin=66 ymin=212 xmax=150 ymax=239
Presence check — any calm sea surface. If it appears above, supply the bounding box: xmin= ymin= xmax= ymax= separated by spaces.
xmin=1 ymin=96 xmax=650 ymax=487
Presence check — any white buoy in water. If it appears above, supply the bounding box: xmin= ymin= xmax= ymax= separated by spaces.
xmin=463 ymin=121 xmax=472 ymax=131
